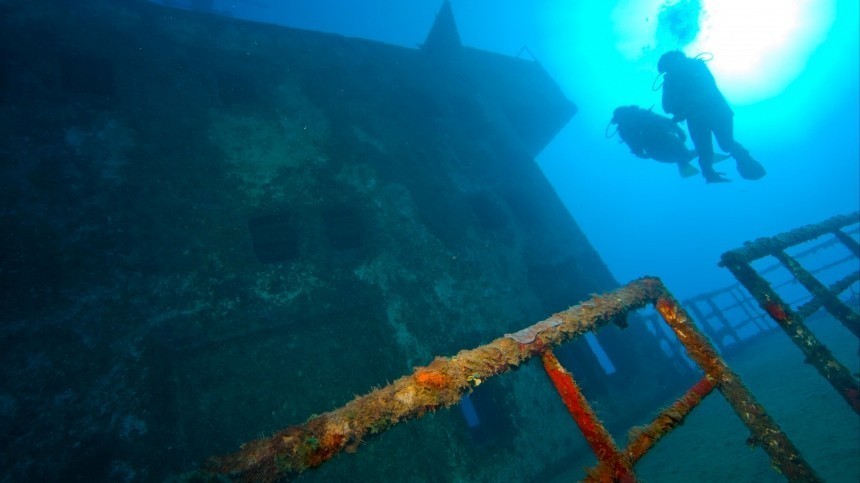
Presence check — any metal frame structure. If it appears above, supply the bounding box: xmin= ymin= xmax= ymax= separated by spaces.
xmin=720 ymin=212 xmax=860 ymax=414
xmin=639 ymin=222 xmax=860 ymax=359
xmin=204 ymin=277 xmax=820 ymax=482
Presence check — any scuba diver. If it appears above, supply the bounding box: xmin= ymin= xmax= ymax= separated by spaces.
xmin=657 ymin=50 xmax=767 ymax=183
xmin=609 ymin=105 xmax=727 ymax=178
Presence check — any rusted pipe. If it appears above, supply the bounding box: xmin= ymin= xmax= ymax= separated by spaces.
xmin=541 ymin=350 xmax=636 ymax=483
xmin=586 ymin=376 xmax=716 ymax=479
xmin=625 ymin=376 xmax=716 ymax=463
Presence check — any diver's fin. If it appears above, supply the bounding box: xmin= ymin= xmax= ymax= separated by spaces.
xmin=736 ymin=156 xmax=767 ymax=180
xmin=677 ymin=162 xmax=699 ymax=178
xmin=705 ymin=172 xmax=732 ymax=183
xmin=692 ymin=151 xmax=729 ymax=163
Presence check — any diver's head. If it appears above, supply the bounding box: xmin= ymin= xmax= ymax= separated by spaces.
xmin=657 ymin=50 xmax=687 ymax=74
xmin=607 ymin=107 xmax=633 ymax=137
xmin=611 ymin=105 xmax=637 ymax=123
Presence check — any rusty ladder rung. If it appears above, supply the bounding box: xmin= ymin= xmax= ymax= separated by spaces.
xmin=542 ymin=351 xmax=717 ymax=482
xmin=541 ymin=349 xmax=636 ymax=482
xmin=539 ymin=289 xmax=821 ymax=482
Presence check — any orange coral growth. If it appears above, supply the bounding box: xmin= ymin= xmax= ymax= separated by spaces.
xmin=414 ymin=369 xmax=449 ymax=388
xmin=322 ymin=432 xmax=345 ymax=448
xmin=305 ymin=433 xmax=346 ymax=467
xmin=764 ymin=301 xmax=787 ymax=321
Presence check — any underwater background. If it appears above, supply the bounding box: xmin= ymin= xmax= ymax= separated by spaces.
xmin=1 ymin=0 xmax=858 ymax=482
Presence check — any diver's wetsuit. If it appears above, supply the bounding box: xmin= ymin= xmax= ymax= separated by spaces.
xmin=661 ymin=56 xmax=753 ymax=181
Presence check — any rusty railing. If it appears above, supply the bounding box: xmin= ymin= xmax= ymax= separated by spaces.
xmin=719 ymin=211 xmax=860 ymax=414
xmin=202 ymin=277 xmax=820 ymax=482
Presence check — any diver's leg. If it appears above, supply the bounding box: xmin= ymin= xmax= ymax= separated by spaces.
xmin=714 ymin=116 xmax=766 ymax=180
xmin=712 ymin=117 xmax=745 ymax=159
xmin=688 ymin=119 xmax=727 ymax=182
xmin=688 ymin=118 xmax=712 ymax=166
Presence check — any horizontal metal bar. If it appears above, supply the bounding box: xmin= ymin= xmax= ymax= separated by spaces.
xmin=719 ymin=212 xmax=859 ymax=264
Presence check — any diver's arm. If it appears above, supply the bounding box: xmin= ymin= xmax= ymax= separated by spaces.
xmin=625 ymin=128 xmax=649 ymax=158
xmin=656 ymin=115 xmax=685 ymax=137
xmin=622 ymin=134 xmax=647 ymax=158
xmin=629 ymin=138 xmax=648 ymax=158
xmin=661 ymin=93 xmax=675 ymax=117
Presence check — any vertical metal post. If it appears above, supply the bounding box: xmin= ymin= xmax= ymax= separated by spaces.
xmin=541 ymin=350 xmax=636 ymax=482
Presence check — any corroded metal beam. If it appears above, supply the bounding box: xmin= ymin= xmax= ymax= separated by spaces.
xmin=832 ymin=228 xmax=860 ymax=258
xmin=720 ymin=212 xmax=859 ymax=262
xmin=719 ymin=211 xmax=860 ymax=415
xmin=721 ymin=251 xmax=860 ymax=415
xmin=588 ymin=376 xmax=717 ymax=480
xmin=625 ymin=376 xmax=716 ymax=464
xmin=797 ymin=271 xmax=860 ymax=320
xmin=654 ymin=292 xmax=822 ymax=482
xmin=773 ymin=249 xmax=859 ymax=338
